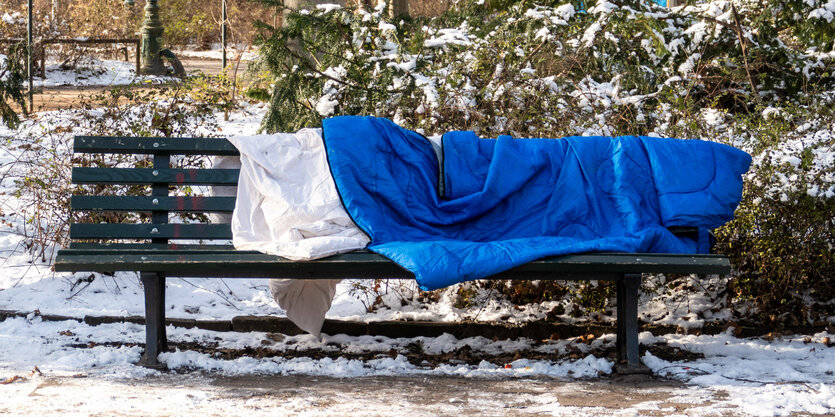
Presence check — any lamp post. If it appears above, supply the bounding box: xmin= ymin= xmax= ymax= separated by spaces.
xmin=139 ymin=0 xmax=166 ymax=75
xmin=221 ymin=0 xmax=227 ymax=70
xmin=27 ymin=0 xmax=33 ymax=112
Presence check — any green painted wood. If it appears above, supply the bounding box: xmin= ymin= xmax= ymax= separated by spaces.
xmin=70 ymin=223 xmax=232 ymax=240
xmin=71 ymin=196 xmax=236 ymax=212
xmin=151 ymin=154 xmax=172 ymax=245
xmin=74 ymin=136 xmax=238 ymax=155
xmin=668 ymin=226 xmax=697 ymax=235
xmin=72 ymin=168 xmax=239 ymax=185
xmin=54 ymin=251 xmax=731 ymax=277
xmin=68 ymin=243 xmax=238 ymax=251
xmin=64 ymin=136 xmax=731 ymax=283
xmin=139 ymin=272 xmax=168 ymax=367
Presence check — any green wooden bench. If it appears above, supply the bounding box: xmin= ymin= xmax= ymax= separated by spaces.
xmin=53 ymin=136 xmax=732 ymax=373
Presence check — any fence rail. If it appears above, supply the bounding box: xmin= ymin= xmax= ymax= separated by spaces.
xmin=0 ymin=37 xmax=141 ymax=77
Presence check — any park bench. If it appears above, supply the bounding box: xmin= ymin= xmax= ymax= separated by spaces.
xmin=53 ymin=135 xmax=732 ymax=373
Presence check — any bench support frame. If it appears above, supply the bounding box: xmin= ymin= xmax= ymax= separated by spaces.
xmin=138 ymin=272 xmax=168 ymax=369
xmin=616 ymin=273 xmax=649 ymax=374
xmin=135 ymin=272 xmax=650 ymax=374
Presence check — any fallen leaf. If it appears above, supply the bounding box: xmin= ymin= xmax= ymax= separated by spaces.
xmin=265 ymin=333 xmax=284 ymax=342
xmin=1 ymin=375 xmax=24 ymax=385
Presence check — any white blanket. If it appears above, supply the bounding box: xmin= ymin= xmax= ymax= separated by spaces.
xmin=221 ymin=128 xmax=443 ymax=337
xmin=219 ymin=128 xmax=369 ymax=336
xmin=228 ymin=128 xmax=370 ymax=259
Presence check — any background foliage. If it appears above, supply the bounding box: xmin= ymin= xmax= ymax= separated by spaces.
xmin=252 ymin=0 xmax=834 ymax=323
xmin=0 ymin=0 xmax=276 ymax=46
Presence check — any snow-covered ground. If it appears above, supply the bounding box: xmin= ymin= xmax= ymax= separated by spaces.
xmin=32 ymin=58 xmax=177 ymax=88
xmin=28 ymin=44 xmax=253 ymax=88
xmin=0 ymin=104 xmax=833 ymax=416
xmin=172 ymin=44 xmax=258 ymax=61
xmin=1 ymin=314 xmax=832 ymax=416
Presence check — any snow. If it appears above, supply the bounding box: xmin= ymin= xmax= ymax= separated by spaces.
xmin=0 ymin=53 xmax=7 ymax=82
xmin=0 ymin=312 xmax=832 ymax=415
xmin=411 ymin=73 xmax=440 ymax=109
xmin=378 ymin=21 xmax=397 ymax=32
xmin=316 ymin=3 xmax=342 ymax=13
xmin=0 ymin=314 xmax=614 ymax=379
xmin=425 ymin=29 xmax=472 ymax=48
xmin=589 ymin=0 xmax=619 ymax=15
xmin=581 ymin=23 xmax=602 ymax=48
xmin=172 ymin=44 xmax=258 ymax=61
xmin=2 ymin=12 xmax=22 ymax=25
xmin=32 ymin=58 xmax=175 ymax=88
xmin=808 ymin=0 xmax=835 ymax=22
xmin=642 ymin=331 xmax=835 ymax=416
xmin=524 ymin=4 xmax=575 ymax=26
xmin=5 ymin=44 xmax=255 ymax=88
xmin=677 ymin=52 xmax=702 ymax=75
xmin=0 ymin=50 xmax=833 ymax=413
xmin=555 ymin=4 xmax=577 ymax=21
xmin=315 ymin=95 xmax=339 ymax=116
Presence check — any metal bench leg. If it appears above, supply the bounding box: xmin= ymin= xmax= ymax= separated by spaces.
xmin=138 ymin=272 xmax=168 ymax=369
xmin=616 ymin=273 xmax=649 ymax=374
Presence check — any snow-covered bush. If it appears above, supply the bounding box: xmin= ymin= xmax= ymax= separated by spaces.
xmin=253 ymin=0 xmax=834 ymax=136
xmin=0 ymin=43 xmax=26 ymax=128
xmin=715 ymin=100 xmax=834 ymax=324
xmin=253 ymin=0 xmax=834 ymax=321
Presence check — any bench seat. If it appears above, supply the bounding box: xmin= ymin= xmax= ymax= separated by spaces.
xmin=56 ymin=248 xmax=729 ymax=278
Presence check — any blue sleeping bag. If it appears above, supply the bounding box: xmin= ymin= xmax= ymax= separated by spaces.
xmin=322 ymin=116 xmax=751 ymax=291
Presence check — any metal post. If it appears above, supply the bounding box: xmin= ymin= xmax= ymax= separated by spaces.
xmin=138 ymin=272 xmax=168 ymax=369
xmin=27 ymin=0 xmax=33 ymax=112
xmin=140 ymin=0 xmax=166 ymax=75
xmin=615 ymin=274 xmax=649 ymax=374
xmin=221 ymin=0 xmax=227 ymax=71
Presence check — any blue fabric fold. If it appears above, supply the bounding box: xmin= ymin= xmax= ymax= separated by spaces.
xmin=322 ymin=116 xmax=751 ymax=291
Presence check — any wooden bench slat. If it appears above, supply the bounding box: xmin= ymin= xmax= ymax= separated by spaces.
xmin=74 ymin=136 xmax=239 ymax=155
xmin=70 ymin=223 xmax=232 ymax=240
xmin=71 ymin=196 xmax=236 ymax=212
xmin=54 ymin=251 xmax=730 ymax=276
xmin=68 ymin=243 xmax=238 ymax=250
xmin=54 ymin=252 xmax=416 ymax=278
xmin=72 ymin=168 xmax=239 ymax=185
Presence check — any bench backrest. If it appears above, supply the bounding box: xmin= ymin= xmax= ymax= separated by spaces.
xmin=70 ymin=136 xmax=239 ymax=245
xmin=70 ymin=135 xmax=707 ymax=248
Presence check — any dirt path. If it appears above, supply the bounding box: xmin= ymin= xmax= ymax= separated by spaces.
xmin=1 ymin=371 xmax=750 ymax=416
xmin=17 ymin=57 xmax=250 ymax=113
